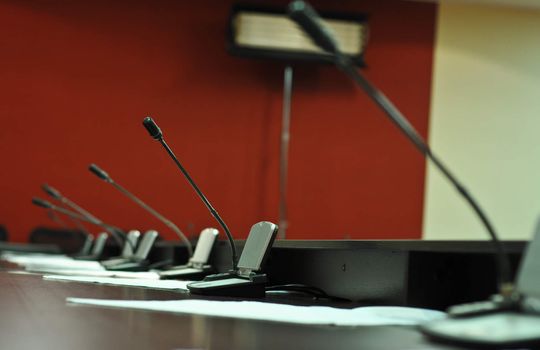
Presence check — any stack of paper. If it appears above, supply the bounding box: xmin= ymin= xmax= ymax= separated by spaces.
xmin=3 ymin=253 xmax=71 ymax=265
xmin=67 ymin=298 xmax=446 ymax=326
xmin=44 ymin=275 xmax=191 ymax=290
xmin=26 ymin=259 xmax=104 ymax=271
xmin=2 ymin=252 xmax=105 ymax=272
xmin=35 ymin=269 xmax=160 ymax=279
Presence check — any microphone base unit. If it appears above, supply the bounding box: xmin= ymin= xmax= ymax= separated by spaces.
xmin=72 ymin=254 xmax=102 ymax=261
xmin=100 ymin=256 xmax=149 ymax=271
xmin=186 ymin=221 xmax=280 ymax=297
xmin=158 ymin=264 xmax=214 ymax=280
xmin=187 ymin=271 xmax=268 ymax=298
xmin=447 ymin=293 xmax=521 ymax=318
xmin=105 ymin=258 xmax=150 ymax=272
xmin=100 ymin=230 xmax=157 ymax=271
xmin=101 ymin=257 xmax=131 ymax=268
xmin=77 ymin=235 xmax=94 ymax=256
xmin=420 ymin=310 xmax=540 ymax=348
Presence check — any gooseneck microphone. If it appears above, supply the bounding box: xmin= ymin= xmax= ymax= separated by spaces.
xmin=42 ymin=184 xmax=92 ymax=238
xmin=88 ymin=163 xmax=194 ymax=256
xmin=287 ymin=1 xmax=512 ymax=294
xmin=45 ymin=208 xmax=68 ymax=228
xmin=42 ymin=184 xmax=99 ymax=225
xmin=31 ymin=196 xmax=133 ymax=251
xmin=32 ymin=198 xmax=120 ymax=234
xmin=41 ymin=183 xmax=128 ymax=247
xmin=142 ymin=117 xmax=238 ymax=270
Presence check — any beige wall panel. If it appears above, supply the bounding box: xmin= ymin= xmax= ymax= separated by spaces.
xmin=424 ymin=3 xmax=540 ymax=240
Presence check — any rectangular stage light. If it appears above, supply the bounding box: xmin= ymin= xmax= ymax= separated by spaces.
xmin=228 ymin=5 xmax=368 ymax=66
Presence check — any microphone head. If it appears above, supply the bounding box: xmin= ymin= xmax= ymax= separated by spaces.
xmin=89 ymin=164 xmax=111 ymax=182
xmin=143 ymin=117 xmax=163 ymax=140
xmin=41 ymin=184 xmax=62 ymax=199
xmin=32 ymin=197 xmax=53 ymax=209
xmin=287 ymin=1 xmax=339 ymax=54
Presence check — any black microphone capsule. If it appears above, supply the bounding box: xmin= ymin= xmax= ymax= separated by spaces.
xmin=32 ymin=197 xmax=53 ymax=209
xmin=89 ymin=164 xmax=111 ymax=182
xmin=287 ymin=1 xmax=339 ymax=54
xmin=143 ymin=117 xmax=163 ymax=140
xmin=42 ymin=184 xmax=62 ymax=199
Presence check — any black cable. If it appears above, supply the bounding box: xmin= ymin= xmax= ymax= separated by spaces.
xmin=148 ymin=259 xmax=174 ymax=270
xmin=266 ymin=284 xmax=351 ymax=302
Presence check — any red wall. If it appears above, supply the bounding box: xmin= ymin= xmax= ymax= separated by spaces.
xmin=0 ymin=0 xmax=436 ymax=242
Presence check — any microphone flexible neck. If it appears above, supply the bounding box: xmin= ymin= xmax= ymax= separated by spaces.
xmin=50 ymin=197 xmax=132 ymax=251
xmin=157 ymin=136 xmax=238 ymax=270
xmin=43 ymin=186 xmax=92 ymax=238
xmin=337 ymin=59 xmax=511 ymax=289
xmin=287 ymin=1 xmax=512 ymax=293
xmin=108 ymin=179 xmax=194 ymax=256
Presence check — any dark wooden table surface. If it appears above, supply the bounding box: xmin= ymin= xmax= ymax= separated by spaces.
xmin=0 ymin=267 xmax=461 ymax=350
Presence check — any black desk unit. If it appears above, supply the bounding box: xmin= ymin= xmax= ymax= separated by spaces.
xmin=0 ymin=270 xmax=461 ymax=350
xmin=153 ymin=239 xmax=526 ymax=310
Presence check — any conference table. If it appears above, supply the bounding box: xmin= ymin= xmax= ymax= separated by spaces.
xmin=0 ymin=265 xmax=461 ymax=350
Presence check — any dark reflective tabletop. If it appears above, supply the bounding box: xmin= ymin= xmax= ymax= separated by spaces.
xmin=0 ymin=268 xmax=460 ymax=350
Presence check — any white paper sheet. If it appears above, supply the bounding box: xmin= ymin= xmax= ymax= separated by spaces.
xmin=4 ymin=254 xmax=73 ymax=265
xmin=44 ymin=275 xmax=191 ymax=290
xmin=1 ymin=251 xmax=67 ymax=260
xmin=32 ymin=269 xmax=161 ymax=279
xmin=25 ymin=260 xmax=105 ymax=271
xmin=66 ymin=298 xmax=445 ymax=326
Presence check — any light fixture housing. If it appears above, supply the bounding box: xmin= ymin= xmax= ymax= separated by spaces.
xmin=227 ymin=4 xmax=368 ymax=66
